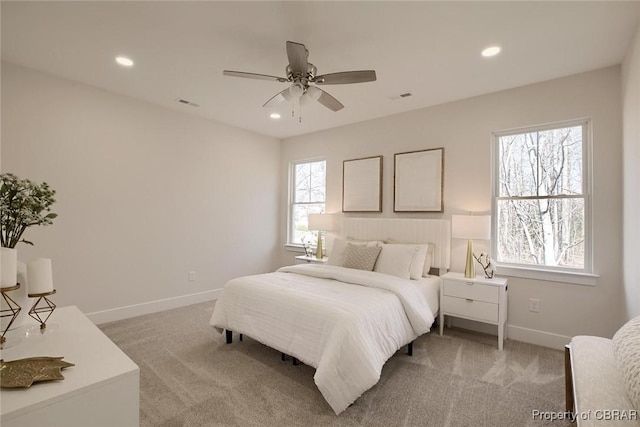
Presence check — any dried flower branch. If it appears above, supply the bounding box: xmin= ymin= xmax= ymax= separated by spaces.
xmin=1 ymin=173 xmax=57 ymax=248
xmin=473 ymin=252 xmax=494 ymax=279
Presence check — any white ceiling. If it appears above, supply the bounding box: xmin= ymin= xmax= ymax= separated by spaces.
xmin=2 ymin=1 xmax=640 ymax=139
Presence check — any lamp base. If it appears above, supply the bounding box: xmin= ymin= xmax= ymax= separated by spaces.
xmin=464 ymin=240 xmax=476 ymax=279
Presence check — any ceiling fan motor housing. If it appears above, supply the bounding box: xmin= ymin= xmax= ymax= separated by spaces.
xmin=286 ymin=63 xmax=317 ymax=87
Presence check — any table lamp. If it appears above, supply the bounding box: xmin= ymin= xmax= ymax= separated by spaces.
xmin=452 ymin=215 xmax=491 ymax=278
xmin=308 ymin=214 xmax=333 ymax=259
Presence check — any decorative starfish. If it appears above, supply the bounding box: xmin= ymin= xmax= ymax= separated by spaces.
xmin=0 ymin=356 xmax=74 ymax=388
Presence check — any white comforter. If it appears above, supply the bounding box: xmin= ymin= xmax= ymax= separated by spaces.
xmin=209 ymin=264 xmax=435 ymax=414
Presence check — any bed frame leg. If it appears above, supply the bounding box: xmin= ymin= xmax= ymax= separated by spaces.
xmin=281 ymin=353 xmax=286 ymax=361
xmin=226 ymin=329 xmax=232 ymax=344
xmin=293 ymin=357 xmax=299 ymax=366
xmin=240 ymin=334 xmax=243 ymax=342
xmin=407 ymin=341 xmax=414 ymax=356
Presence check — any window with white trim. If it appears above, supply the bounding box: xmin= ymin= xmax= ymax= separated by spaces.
xmin=289 ymin=159 xmax=326 ymax=246
xmin=492 ymin=119 xmax=592 ymax=273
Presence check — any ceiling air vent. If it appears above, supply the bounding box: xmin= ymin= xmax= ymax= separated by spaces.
xmin=176 ymin=98 xmax=200 ymax=107
xmin=390 ymin=92 xmax=413 ymax=100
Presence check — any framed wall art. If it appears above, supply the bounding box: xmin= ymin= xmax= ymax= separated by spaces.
xmin=342 ymin=155 xmax=383 ymax=213
xmin=394 ymin=148 xmax=444 ymax=212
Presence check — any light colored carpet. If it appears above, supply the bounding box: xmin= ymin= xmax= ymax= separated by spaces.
xmin=99 ymin=301 xmax=571 ymax=427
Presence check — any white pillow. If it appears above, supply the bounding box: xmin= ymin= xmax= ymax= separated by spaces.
xmin=373 ymin=244 xmax=418 ymax=280
xmin=422 ymin=244 xmax=434 ymax=276
xmin=328 ymin=238 xmax=380 ymax=266
xmin=380 ymin=243 xmax=427 ymax=279
xmin=413 ymin=245 xmax=429 ymax=279
xmin=385 ymin=239 xmax=435 ymax=277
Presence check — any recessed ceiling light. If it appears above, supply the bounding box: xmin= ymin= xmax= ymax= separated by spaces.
xmin=270 ymin=113 xmax=281 ymax=119
xmin=115 ymin=56 xmax=134 ymax=67
xmin=481 ymin=46 xmax=501 ymax=57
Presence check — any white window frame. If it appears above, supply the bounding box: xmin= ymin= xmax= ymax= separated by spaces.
xmin=287 ymin=157 xmax=326 ymax=248
xmin=491 ymin=118 xmax=598 ymax=286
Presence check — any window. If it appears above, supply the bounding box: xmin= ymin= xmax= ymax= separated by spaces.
xmin=289 ymin=159 xmax=326 ymax=246
xmin=492 ymin=119 xmax=591 ymax=275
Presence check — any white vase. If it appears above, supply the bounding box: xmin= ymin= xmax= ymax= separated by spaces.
xmin=0 ymin=261 xmax=30 ymax=331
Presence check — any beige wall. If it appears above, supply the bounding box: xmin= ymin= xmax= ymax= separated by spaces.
xmin=280 ymin=66 xmax=623 ymax=347
xmin=1 ymin=59 xmax=628 ymax=345
xmin=1 ymin=63 xmax=281 ymax=318
xmin=622 ymin=24 xmax=640 ymax=320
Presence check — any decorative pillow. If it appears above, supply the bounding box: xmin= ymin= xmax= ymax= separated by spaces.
xmin=612 ymin=315 xmax=640 ymax=410
xmin=342 ymin=243 xmax=382 ymax=271
xmin=373 ymin=244 xmax=418 ymax=279
xmin=328 ymin=238 xmax=380 ymax=266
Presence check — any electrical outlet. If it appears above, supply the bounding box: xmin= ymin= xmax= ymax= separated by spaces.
xmin=188 ymin=271 xmax=196 ymax=282
xmin=529 ymin=298 xmax=540 ymax=313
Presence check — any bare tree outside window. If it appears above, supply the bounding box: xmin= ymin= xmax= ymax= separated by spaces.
xmin=290 ymin=160 xmax=326 ymax=245
xmin=494 ymin=121 xmax=589 ymax=270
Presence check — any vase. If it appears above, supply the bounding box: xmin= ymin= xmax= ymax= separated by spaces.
xmin=0 ymin=261 xmax=30 ymax=331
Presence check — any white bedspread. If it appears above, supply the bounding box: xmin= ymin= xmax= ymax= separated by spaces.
xmin=209 ymin=264 xmax=435 ymax=414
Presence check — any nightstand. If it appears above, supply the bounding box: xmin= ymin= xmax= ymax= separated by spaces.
xmin=294 ymin=255 xmax=328 ymax=265
xmin=439 ymin=272 xmax=508 ymax=350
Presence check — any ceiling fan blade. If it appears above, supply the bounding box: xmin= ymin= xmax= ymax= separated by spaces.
xmin=286 ymin=41 xmax=308 ymax=76
xmin=314 ymin=70 xmax=377 ymax=85
xmin=223 ymin=70 xmax=288 ymax=83
xmin=306 ymin=86 xmax=344 ymax=111
xmin=263 ymin=87 xmax=292 ymax=108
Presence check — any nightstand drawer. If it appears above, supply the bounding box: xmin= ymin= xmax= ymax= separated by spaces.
xmin=443 ymin=280 xmax=499 ymax=304
xmin=442 ymin=296 xmax=498 ymax=322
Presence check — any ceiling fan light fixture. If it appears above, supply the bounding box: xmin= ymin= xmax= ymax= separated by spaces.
xmin=289 ymin=83 xmax=304 ymax=99
xmin=481 ymin=46 xmax=501 ymax=57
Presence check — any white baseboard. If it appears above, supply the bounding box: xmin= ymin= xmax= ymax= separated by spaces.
xmin=86 ymin=289 xmax=222 ymax=325
xmin=506 ymin=324 xmax=571 ymax=350
xmin=448 ymin=318 xmax=571 ymax=350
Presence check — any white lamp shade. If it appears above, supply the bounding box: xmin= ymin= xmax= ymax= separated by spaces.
xmin=308 ymin=214 xmax=334 ymax=231
xmin=452 ymin=215 xmax=491 ymax=240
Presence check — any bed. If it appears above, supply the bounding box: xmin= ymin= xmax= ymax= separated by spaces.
xmin=210 ymin=218 xmax=451 ymax=414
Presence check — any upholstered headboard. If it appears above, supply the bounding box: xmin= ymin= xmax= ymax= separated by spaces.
xmin=339 ymin=218 xmax=451 ymax=274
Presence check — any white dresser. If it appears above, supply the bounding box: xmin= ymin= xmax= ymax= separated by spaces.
xmin=0 ymin=305 xmax=139 ymax=427
xmin=439 ymin=272 xmax=508 ymax=350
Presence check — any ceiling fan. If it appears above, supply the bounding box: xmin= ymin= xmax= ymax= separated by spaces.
xmin=223 ymin=41 xmax=376 ymax=115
